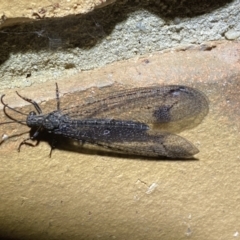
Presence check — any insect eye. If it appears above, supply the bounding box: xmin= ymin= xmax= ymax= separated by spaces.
xmin=29 ymin=111 xmax=37 ymax=116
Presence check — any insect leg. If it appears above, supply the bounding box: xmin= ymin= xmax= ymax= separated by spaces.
xmin=48 ymin=137 xmax=58 ymax=158
xmin=17 ymin=128 xmax=41 ymax=152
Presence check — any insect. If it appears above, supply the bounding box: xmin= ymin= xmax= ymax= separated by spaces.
xmin=0 ymin=83 xmax=209 ymax=158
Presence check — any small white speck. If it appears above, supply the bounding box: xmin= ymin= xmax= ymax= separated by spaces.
xmin=103 ymin=129 xmax=110 ymax=135
xmin=146 ymin=182 xmax=158 ymax=194
xmin=172 ymin=90 xmax=181 ymax=97
xmin=2 ymin=134 xmax=8 ymax=141
xmin=233 ymin=231 xmax=239 ymax=237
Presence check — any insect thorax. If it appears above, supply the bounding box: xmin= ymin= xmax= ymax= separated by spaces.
xmin=26 ymin=111 xmax=65 ymax=130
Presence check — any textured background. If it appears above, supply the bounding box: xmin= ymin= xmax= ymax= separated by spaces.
xmin=0 ymin=1 xmax=240 ymax=240
xmin=0 ymin=0 xmax=239 ymax=89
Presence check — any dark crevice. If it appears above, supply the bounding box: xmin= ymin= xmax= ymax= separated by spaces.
xmin=0 ymin=0 xmax=234 ymax=64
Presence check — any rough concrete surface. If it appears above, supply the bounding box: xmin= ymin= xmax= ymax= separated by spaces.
xmin=0 ymin=0 xmax=239 ymax=90
xmin=0 ymin=0 xmax=240 ymax=240
xmin=0 ymin=41 xmax=240 ymax=240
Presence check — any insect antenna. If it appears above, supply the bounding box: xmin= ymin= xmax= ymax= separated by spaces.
xmin=0 ymin=95 xmax=27 ymax=125
xmin=1 ymin=94 xmax=28 ymax=116
xmin=16 ymin=91 xmax=42 ymax=114
xmin=55 ymin=82 xmax=61 ymax=111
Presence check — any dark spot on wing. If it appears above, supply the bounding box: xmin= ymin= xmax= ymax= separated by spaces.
xmin=153 ymin=105 xmax=173 ymax=122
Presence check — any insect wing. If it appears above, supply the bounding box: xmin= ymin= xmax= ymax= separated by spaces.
xmin=55 ymin=119 xmax=199 ymax=158
xmin=90 ymin=133 xmax=199 ymax=158
xmin=62 ymin=85 xmax=209 ymax=133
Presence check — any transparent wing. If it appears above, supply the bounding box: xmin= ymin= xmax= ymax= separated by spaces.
xmin=90 ymin=133 xmax=199 ymax=159
xmin=55 ymin=119 xmax=199 ymax=158
xmin=61 ymin=85 xmax=209 ymax=133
